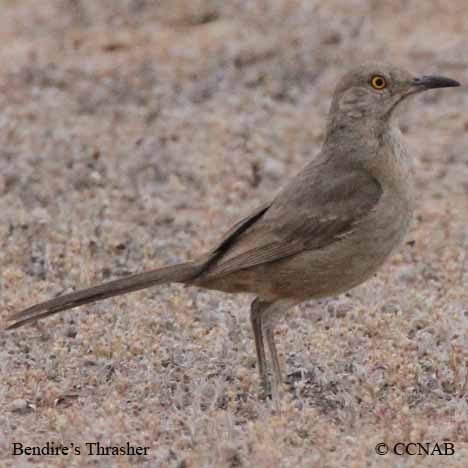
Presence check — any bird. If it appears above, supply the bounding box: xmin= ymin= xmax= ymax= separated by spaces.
xmin=6 ymin=63 xmax=460 ymax=408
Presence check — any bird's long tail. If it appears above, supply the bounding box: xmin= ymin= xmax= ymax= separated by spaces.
xmin=6 ymin=262 xmax=203 ymax=330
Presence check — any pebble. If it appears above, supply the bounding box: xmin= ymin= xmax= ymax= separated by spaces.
xmin=327 ymin=302 xmax=352 ymax=318
xmin=65 ymin=326 xmax=77 ymax=338
xmin=10 ymin=399 xmax=28 ymax=413
xmin=263 ymin=156 xmax=285 ymax=180
xmin=381 ymin=303 xmax=400 ymax=314
xmin=399 ymin=266 xmax=417 ymax=283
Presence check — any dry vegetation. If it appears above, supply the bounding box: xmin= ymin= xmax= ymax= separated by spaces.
xmin=0 ymin=0 xmax=467 ymax=467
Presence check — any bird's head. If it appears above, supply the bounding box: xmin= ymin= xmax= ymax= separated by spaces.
xmin=326 ymin=63 xmax=460 ymax=138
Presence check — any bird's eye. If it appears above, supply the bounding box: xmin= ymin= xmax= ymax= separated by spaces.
xmin=370 ymin=75 xmax=387 ymax=90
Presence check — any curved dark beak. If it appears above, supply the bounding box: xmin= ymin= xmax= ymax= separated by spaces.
xmin=413 ymin=75 xmax=460 ymax=90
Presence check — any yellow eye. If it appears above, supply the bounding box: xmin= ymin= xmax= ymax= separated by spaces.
xmin=370 ymin=75 xmax=387 ymax=90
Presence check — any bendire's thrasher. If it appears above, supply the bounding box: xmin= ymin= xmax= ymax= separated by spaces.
xmin=7 ymin=63 xmax=460 ymax=405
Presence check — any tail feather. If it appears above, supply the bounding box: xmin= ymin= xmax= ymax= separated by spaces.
xmin=6 ymin=262 xmax=202 ymax=330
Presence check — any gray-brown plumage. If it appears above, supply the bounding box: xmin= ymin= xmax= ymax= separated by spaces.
xmin=6 ymin=63 xmax=460 ymax=407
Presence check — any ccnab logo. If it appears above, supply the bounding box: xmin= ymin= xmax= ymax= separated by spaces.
xmin=393 ymin=442 xmax=455 ymax=456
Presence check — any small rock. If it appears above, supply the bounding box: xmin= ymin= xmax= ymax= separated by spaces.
xmin=90 ymin=171 xmax=102 ymax=183
xmin=47 ymin=369 xmax=58 ymax=380
xmin=10 ymin=399 xmax=29 ymax=413
xmin=327 ymin=302 xmax=352 ymax=318
xmin=31 ymin=207 xmax=51 ymax=225
xmin=65 ymin=326 xmax=77 ymax=338
xmin=335 ymin=303 xmax=352 ymax=318
xmin=399 ymin=266 xmax=417 ymax=283
xmin=263 ymin=157 xmax=285 ymax=180
xmin=381 ymin=303 xmax=400 ymax=314
xmin=219 ymin=445 xmax=242 ymax=467
xmin=422 ymin=266 xmax=439 ymax=281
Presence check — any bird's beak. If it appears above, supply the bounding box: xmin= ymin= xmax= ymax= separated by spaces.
xmin=412 ymin=75 xmax=460 ymax=91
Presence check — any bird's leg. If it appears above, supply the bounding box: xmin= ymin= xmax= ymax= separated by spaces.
xmin=251 ymin=298 xmax=298 ymax=409
xmin=250 ymin=298 xmax=270 ymax=394
xmin=265 ymin=326 xmax=282 ymax=407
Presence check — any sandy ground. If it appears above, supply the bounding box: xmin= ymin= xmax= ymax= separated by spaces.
xmin=0 ymin=1 xmax=467 ymax=467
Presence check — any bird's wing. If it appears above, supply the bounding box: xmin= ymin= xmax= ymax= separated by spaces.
xmin=210 ymin=201 xmax=272 ymax=254
xmin=201 ymin=161 xmax=382 ymax=279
